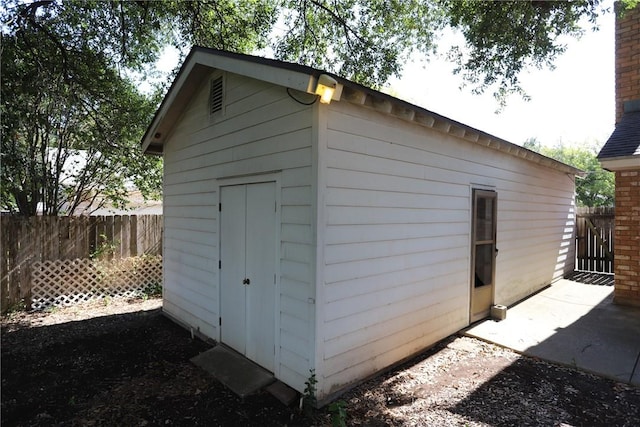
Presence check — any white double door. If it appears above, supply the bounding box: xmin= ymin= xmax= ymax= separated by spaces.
xmin=220 ymin=182 xmax=276 ymax=372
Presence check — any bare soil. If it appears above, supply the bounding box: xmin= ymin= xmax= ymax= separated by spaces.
xmin=2 ymin=298 xmax=639 ymax=426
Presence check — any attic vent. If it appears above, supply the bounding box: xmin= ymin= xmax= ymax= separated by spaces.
xmin=209 ymin=76 xmax=224 ymax=116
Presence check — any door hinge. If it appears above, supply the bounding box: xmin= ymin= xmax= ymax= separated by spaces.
xmin=219 ymin=260 xmax=221 ymax=269
xmin=219 ymin=317 xmax=222 ymax=326
xmin=274 ymin=274 xmax=276 ymax=284
xmin=219 ymin=203 xmax=221 ymax=212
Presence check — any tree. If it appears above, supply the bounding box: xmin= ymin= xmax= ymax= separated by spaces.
xmin=1 ymin=19 xmax=161 ymax=215
xmin=523 ymin=139 xmax=615 ymax=207
xmin=441 ymin=0 xmax=601 ymax=105
xmin=1 ymin=0 xmax=626 ymax=216
xmin=1 ymin=0 xmax=281 ymax=216
xmin=273 ymin=0 xmax=442 ymax=88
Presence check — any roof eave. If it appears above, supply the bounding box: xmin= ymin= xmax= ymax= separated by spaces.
xmin=141 ymin=48 xmax=584 ymax=177
xmin=598 ymin=155 xmax=640 ymax=171
xmin=336 ymin=84 xmax=584 ymax=177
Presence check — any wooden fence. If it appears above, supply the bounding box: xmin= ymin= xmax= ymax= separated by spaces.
xmin=575 ymin=207 xmax=615 ymax=274
xmin=1 ymin=215 xmax=162 ymax=312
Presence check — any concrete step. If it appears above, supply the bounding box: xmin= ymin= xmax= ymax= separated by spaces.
xmin=191 ymin=345 xmax=275 ymax=398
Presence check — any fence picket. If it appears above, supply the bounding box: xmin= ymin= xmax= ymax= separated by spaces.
xmin=122 ymin=215 xmax=131 ymax=258
xmin=130 ymin=215 xmax=138 ymax=256
xmin=105 ymin=216 xmax=115 ymax=260
xmin=114 ymin=215 xmax=122 ymax=258
xmin=17 ymin=219 xmax=32 ymax=306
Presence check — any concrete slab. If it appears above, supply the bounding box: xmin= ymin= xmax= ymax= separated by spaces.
xmin=465 ymin=278 xmax=640 ymax=386
xmin=191 ymin=346 xmax=275 ymax=398
xmin=266 ymin=380 xmax=299 ymax=406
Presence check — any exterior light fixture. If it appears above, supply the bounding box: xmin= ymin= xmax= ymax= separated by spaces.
xmin=315 ymin=74 xmax=337 ymax=104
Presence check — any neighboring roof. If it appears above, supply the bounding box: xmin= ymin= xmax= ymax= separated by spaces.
xmin=70 ymin=190 xmax=162 ymax=216
xmin=142 ymin=47 xmax=582 ymax=176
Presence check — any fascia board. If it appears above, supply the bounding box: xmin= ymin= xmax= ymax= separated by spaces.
xmin=599 ymin=155 xmax=640 ymax=171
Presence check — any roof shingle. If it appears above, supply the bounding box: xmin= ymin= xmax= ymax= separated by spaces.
xmin=598 ymin=110 xmax=640 ymax=159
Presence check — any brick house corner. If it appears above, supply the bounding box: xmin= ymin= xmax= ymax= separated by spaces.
xmin=598 ymin=2 xmax=640 ymax=307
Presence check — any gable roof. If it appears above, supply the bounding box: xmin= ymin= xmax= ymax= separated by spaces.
xmin=142 ymin=47 xmax=582 ymax=176
xmin=141 ymin=47 xmax=329 ymax=155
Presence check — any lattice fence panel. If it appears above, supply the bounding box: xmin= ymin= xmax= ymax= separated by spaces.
xmin=31 ymin=256 xmax=162 ymax=310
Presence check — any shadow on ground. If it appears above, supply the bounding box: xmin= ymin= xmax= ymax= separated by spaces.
xmin=449 ymin=272 xmax=640 ymax=426
xmin=448 ymin=357 xmax=640 ymax=426
xmin=3 ymin=286 xmax=640 ymax=426
xmin=1 ymin=308 xmax=304 ymax=426
xmin=466 ymin=272 xmax=640 ymax=385
xmin=566 ymin=270 xmax=615 ymax=286
xmin=335 ymin=334 xmax=640 ymax=426
xmin=333 ymin=273 xmax=640 ymax=426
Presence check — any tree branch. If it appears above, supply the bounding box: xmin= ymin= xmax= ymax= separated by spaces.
xmin=119 ymin=1 xmax=127 ymax=64
xmin=309 ymin=0 xmax=365 ymax=46
xmin=19 ymin=0 xmax=54 ymax=20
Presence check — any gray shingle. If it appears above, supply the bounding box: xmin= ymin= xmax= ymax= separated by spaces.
xmin=598 ymin=110 xmax=640 ymax=159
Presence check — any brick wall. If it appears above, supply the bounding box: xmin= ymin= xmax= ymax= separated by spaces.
xmin=611 ymin=4 xmax=640 ymax=306
xmin=615 ymin=3 xmax=640 ymax=123
xmin=613 ymin=170 xmax=640 ymax=306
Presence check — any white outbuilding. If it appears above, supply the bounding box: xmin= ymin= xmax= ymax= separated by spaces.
xmin=142 ymin=47 xmax=580 ymax=402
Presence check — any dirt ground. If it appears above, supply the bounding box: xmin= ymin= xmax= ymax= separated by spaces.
xmin=2 ymin=298 xmax=640 ymax=426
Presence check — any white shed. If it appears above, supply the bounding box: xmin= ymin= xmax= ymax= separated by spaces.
xmin=142 ymin=47 xmax=580 ymax=402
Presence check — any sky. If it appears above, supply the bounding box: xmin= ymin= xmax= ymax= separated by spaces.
xmin=385 ymin=11 xmax=615 ymax=148
xmin=156 ymin=3 xmax=616 ymax=149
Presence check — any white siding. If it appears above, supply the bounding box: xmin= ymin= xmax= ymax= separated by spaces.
xmin=162 ymin=72 xmax=315 ymax=391
xmin=316 ymin=101 xmax=575 ymax=398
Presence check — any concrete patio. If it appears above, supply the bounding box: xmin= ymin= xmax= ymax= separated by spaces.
xmin=465 ymin=273 xmax=640 ymax=386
